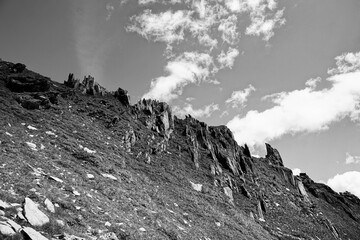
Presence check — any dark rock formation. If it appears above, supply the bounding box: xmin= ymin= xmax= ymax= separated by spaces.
xmin=135 ymin=99 xmax=174 ymax=138
xmin=265 ymin=143 xmax=284 ymax=166
xmin=114 ymin=87 xmax=130 ymax=106
xmin=11 ymin=63 xmax=26 ymax=73
xmin=64 ymin=73 xmax=105 ymax=96
xmin=6 ymin=75 xmax=50 ymax=92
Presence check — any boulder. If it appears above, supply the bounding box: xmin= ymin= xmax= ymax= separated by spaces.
xmin=11 ymin=63 xmax=26 ymax=73
xmin=224 ymin=187 xmax=234 ymax=203
xmin=114 ymin=88 xmax=130 ymax=106
xmin=22 ymin=227 xmax=48 ymax=240
xmin=0 ymin=222 xmax=15 ymax=236
xmin=23 ymin=197 xmax=49 ymax=227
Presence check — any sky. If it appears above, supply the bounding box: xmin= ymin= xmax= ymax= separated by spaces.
xmin=1 ymin=0 xmax=360 ymax=197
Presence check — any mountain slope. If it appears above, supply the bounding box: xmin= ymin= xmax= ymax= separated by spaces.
xmin=0 ymin=60 xmax=359 ymax=240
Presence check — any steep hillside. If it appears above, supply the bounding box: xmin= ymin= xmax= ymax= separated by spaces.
xmin=0 ymin=60 xmax=360 ymax=240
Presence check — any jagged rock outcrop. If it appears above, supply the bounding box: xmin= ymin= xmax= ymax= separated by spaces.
xmin=114 ymin=87 xmax=130 ymax=106
xmin=265 ymin=143 xmax=284 ymax=166
xmin=135 ymin=99 xmax=174 ymax=138
xmin=1 ymin=59 xmax=360 ymax=240
xmin=64 ymin=73 xmax=106 ymax=96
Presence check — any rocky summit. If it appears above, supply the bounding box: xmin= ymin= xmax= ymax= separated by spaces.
xmin=0 ymin=59 xmax=360 ymax=240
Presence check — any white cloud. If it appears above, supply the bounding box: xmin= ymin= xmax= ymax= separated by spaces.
xmin=345 ymin=152 xmax=360 ymax=164
xmin=128 ymin=0 xmax=285 ymax=102
xmin=292 ymin=168 xmax=301 ymax=176
xmin=327 ymin=171 xmax=360 ymax=198
xmin=246 ymin=8 xmax=285 ymax=41
xmin=220 ymin=110 xmax=229 ymax=118
xmin=142 ymin=52 xmax=214 ymax=102
xmin=218 ymin=47 xmax=240 ymax=69
xmin=227 ymin=71 xmax=360 ymax=146
xmin=173 ymin=103 xmax=219 ymax=118
xmin=218 ymin=15 xmax=239 ymax=45
xmin=328 ymin=51 xmax=360 ymax=75
xmin=226 ymin=84 xmax=256 ymax=108
xmin=127 ymin=9 xmax=192 ymax=44
xmin=106 ymin=3 xmax=115 ymax=21
xmin=305 ymin=77 xmax=321 ymax=89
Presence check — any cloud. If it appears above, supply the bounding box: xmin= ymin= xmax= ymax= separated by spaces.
xmin=328 ymin=51 xmax=360 ymax=75
xmin=142 ymin=52 xmax=214 ymax=102
xmin=292 ymin=168 xmax=301 ymax=176
xmin=226 ymin=84 xmax=256 ymax=108
xmin=246 ymin=8 xmax=285 ymax=41
xmin=227 ymin=70 xmax=360 ymax=146
xmin=106 ymin=3 xmax=115 ymax=21
xmin=220 ymin=110 xmax=229 ymax=118
xmin=127 ymin=0 xmax=285 ymax=102
xmin=327 ymin=171 xmax=360 ymax=198
xmin=305 ymin=77 xmax=321 ymax=89
xmin=173 ymin=103 xmax=219 ymax=118
xmin=218 ymin=15 xmax=239 ymax=45
xmin=127 ymin=9 xmax=192 ymax=45
xmin=345 ymin=152 xmax=360 ymax=164
xmin=218 ymin=47 xmax=240 ymax=69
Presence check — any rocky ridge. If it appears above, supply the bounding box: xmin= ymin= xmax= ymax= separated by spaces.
xmin=0 ymin=59 xmax=360 ymax=239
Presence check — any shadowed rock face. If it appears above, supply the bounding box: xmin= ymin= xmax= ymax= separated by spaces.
xmin=265 ymin=143 xmax=284 ymax=166
xmin=1 ymin=59 xmax=360 ymax=240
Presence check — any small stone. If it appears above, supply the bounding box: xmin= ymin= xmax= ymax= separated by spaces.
xmin=83 ymin=147 xmax=96 ymax=154
xmin=49 ymin=176 xmax=63 ymax=183
xmin=190 ymin=181 xmax=202 ymax=192
xmin=5 ymin=132 xmax=13 ymax=137
xmin=56 ymin=219 xmax=65 ymax=227
xmin=102 ymin=174 xmax=117 ymax=180
xmin=26 ymin=142 xmax=37 ymax=151
xmin=22 ymin=227 xmax=48 ymax=240
xmin=73 ymin=190 xmax=81 ymax=196
xmin=44 ymin=199 xmax=55 ymax=213
xmin=87 ymin=174 xmax=95 ymax=179
xmin=139 ymin=227 xmax=146 ymax=232
xmin=27 ymin=125 xmax=38 ymax=130
xmin=45 ymin=131 xmax=56 ymax=136
xmin=215 ymin=222 xmax=221 ymax=227
xmin=23 ymin=197 xmax=50 ymax=227
xmin=105 ymin=221 xmax=111 ymax=227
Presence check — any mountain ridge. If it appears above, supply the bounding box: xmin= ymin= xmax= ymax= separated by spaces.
xmin=0 ymin=59 xmax=360 ymax=240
